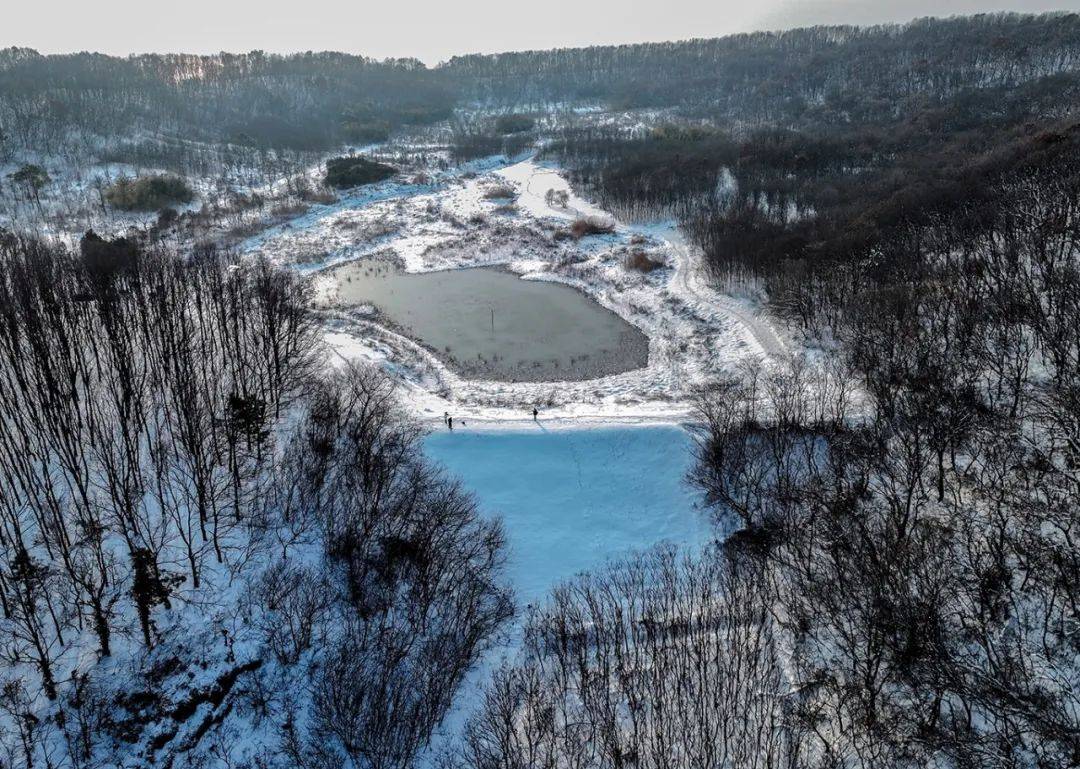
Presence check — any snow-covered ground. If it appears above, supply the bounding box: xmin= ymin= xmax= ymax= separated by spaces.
xmin=247 ymin=153 xmax=790 ymax=427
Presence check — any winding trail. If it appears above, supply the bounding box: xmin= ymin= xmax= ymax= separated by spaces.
xmin=663 ymin=231 xmax=789 ymax=360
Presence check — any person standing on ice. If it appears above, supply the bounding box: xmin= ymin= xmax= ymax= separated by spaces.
xmin=532 ymin=407 xmax=538 ymax=421
xmin=448 ymin=415 xmax=453 ymax=430
xmin=444 ymin=411 xmax=449 ymax=427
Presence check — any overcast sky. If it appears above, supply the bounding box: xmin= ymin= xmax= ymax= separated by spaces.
xmin=5 ymin=0 xmax=1079 ymax=63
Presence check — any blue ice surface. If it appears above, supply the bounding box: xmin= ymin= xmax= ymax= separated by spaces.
xmin=424 ymin=424 xmax=715 ymax=605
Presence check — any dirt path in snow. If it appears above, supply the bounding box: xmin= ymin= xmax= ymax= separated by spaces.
xmin=662 ymin=231 xmax=788 ymax=361
xmin=512 ymin=159 xmax=788 ymax=362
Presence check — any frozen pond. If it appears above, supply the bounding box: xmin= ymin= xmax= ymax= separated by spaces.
xmin=327 ymin=258 xmax=649 ymax=382
xmin=424 ymin=424 xmax=713 ymax=602
xmin=423 ymin=424 xmax=714 ymax=755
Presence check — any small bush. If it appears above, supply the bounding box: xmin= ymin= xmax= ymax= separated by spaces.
xmin=625 ymin=251 xmax=666 ymax=273
xmin=301 ymin=188 xmax=337 ymax=204
xmin=337 ymin=219 xmax=399 ymax=241
xmin=224 ymin=220 xmax=269 ymax=240
xmin=324 ymin=156 xmax=397 ymax=189
xmin=483 ymin=184 xmax=517 ymax=200
xmin=495 ymin=114 xmax=536 ymax=134
xmin=270 ymin=201 xmax=311 ymax=218
xmin=544 ymin=189 xmax=570 ymax=208
xmin=8 ymin=163 xmax=50 ymax=195
xmin=105 ymin=175 xmax=194 ymax=211
xmin=156 ymin=207 xmax=179 ymax=230
xmin=570 ymin=217 xmax=616 ymax=239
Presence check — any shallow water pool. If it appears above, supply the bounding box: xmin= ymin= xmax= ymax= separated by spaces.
xmin=328 ymin=258 xmax=649 ymax=382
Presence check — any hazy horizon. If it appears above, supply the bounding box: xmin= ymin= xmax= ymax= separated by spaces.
xmin=5 ymin=0 xmax=1079 ymax=64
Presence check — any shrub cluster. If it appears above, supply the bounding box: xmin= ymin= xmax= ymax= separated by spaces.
xmin=624 ymin=250 xmax=665 ymax=272
xmin=104 ymin=175 xmax=194 ymax=211
xmin=341 ymin=118 xmax=391 ymax=144
xmin=482 ymin=184 xmax=516 ymax=200
xmin=324 ymin=155 xmax=397 ymax=188
xmin=450 ymin=132 xmax=534 ymax=162
xmin=569 ymin=216 xmax=615 ymax=238
xmin=494 ymin=113 xmax=535 ymax=134
xmin=0 ymin=232 xmax=511 ymax=769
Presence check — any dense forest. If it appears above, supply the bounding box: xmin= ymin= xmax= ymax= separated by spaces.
xmin=445 ymin=14 xmax=1080 ymax=115
xmin=442 ymin=17 xmax=1080 ymax=766
xmin=3 ymin=13 xmax=1078 ymax=157
xmin=455 ymin=135 xmax=1080 ymax=769
xmin=0 ymin=49 xmax=452 ymax=153
xmin=547 ymin=82 xmax=1080 ymax=320
xmin=0 ymin=233 xmax=510 ymax=767
xmin=4 ymin=12 xmax=1079 ymax=237
xmin=3 ymin=11 xmax=1080 ymax=769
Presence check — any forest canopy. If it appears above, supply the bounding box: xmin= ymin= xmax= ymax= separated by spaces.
xmin=3 ymin=13 xmax=1079 ymax=159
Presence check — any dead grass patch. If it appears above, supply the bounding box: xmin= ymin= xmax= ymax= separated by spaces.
xmin=625 ymin=251 xmax=666 ymax=273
